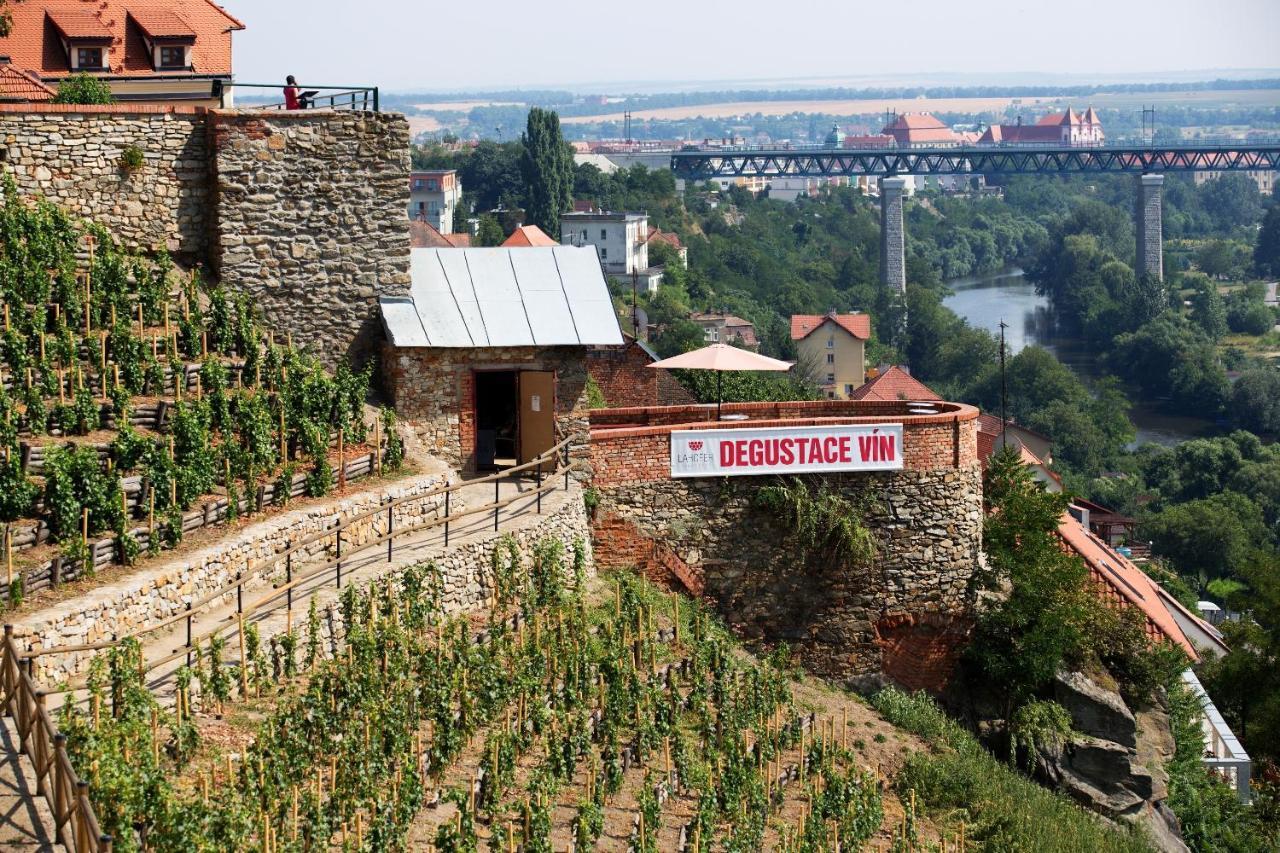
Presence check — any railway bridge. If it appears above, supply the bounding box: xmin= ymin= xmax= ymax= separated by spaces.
xmin=672 ymin=143 xmax=1280 ymax=289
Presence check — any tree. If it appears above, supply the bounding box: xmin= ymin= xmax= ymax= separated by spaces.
xmin=519 ymin=108 xmax=573 ymax=235
xmin=52 ymin=73 xmax=115 ymax=105
xmin=651 ymin=319 xmax=703 ymax=359
xmin=1196 ymin=240 xmax=1248 ymax=280
xmin=0 ymin=1 xmax=10 ymax=38
xmin=1233 ymin=368 xmax=1280 ymax=434
xmin=1227 ymin=286 xmax=1276 ymax=336
xmin=1255 ymin=204 xmax=1280 ymax=278
xmin=1198 ymin=173 xmax=1265 ymax=233
xmin=474 ymin=214 xmax=505 ymax=247
xmin=1109 ymin=316 xmax=1230 ymax=413
xmin=1188 ymin=276 xmax=1229 ymax=341
xmin=1142 ymin=491 xmax=1268 ymax=581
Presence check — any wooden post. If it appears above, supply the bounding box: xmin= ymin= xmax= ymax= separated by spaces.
xmin=238 ymin=615 xmax=248 ymax=696
xmin=4 ymin=525 xmax=11 ymax=588
xmin=279 ymin=406 xmax=286 ymax=462
xmin=81 ymin=507 xmax=89 ymax=543
xmin=373 ymin=417 xmax=381 ymax=477
xmin=337 ymin=429 xmax=345 ymax=489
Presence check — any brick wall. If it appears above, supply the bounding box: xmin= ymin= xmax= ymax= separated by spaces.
xmin=585 ymin=341 xmax=695 ymax=409
xmin=383 ymin=344 xmax=592 ymax=472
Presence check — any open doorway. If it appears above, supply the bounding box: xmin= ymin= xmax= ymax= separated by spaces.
xmin=474 ymin=370 xmax=518 ymax=470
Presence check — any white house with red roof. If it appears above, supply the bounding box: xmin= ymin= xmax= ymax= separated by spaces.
xmin=0 ymin=1 xmax=243 ymax=105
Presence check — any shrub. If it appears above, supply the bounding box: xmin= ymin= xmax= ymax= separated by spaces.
xmin=52 ymin=73 xmax=115 ymax=105
xmin=118 ymin=145 xmax=145 ymax=175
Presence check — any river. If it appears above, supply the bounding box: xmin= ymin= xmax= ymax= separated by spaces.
xmin=942 ymin=268 xmax=1214 ymax=447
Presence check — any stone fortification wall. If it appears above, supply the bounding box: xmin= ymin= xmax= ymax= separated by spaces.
xmin=588 ymin=402 xmax=983 ymax=689
xmin=211 ymin=110 xmax=411 ymax=367
xmin=17 ymin=470 xmax=452 ymax=683
xmin=0 ymin=104 xmax=210 ymax=255
xmin=0 ymin=105 xmax=414 ymax=367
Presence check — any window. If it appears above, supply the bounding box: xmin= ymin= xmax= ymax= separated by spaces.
xmin=76 ymin=47 xmax=104 ymax=69
xmin=581 ymin=229 xmax=587 ymax=241
xmin=845 ymin=384 xmax=855 ymax=395
xmin=599 ymin=248 xmax=607 ymax=259
xmin=427 ymin=180 xmax=438 ymax=191
xmin=827 ymin=337 xmax=834 ymax=349
xmin=826 ymin=353 xmax=835 ymax=364
xmin=826 ymin=373 xmax=835 ymax=383
xmin=159 ymin=46 xmax=186 ymax=68
xmin=601 ymin=229 xmax=607 ymax=240
xmin=414 ymin=179 xmax=424 ymax=189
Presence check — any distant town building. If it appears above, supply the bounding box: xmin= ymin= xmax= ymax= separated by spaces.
xmin=1193 ymin=168 xmax=1275 ymax=196
xmin=644 ymin=228 xmax=688 ymax=268
xmin=769 ymin=176 xmax=851 ymax=203
xmin=560 ymin=210 xmax=665 ymax=292
xmin=978 ymin=107 xmax=1104 ymax=145
xmin=881 ymin=113 xmax=961 ymax=148
xmin=848 ymin=365 xmax=939 ymax=403
xmin=409 ymin=220 xmax=470 ymax=249
xmin=791 ymin=312 xmax=871 ymax=398
xmin=409 ymin=170 xmax=462 ymax=235
xmin=0 ymin=0 xmax=244 ymax=105
xmin=691 ymin=312 xmax=758 ymax=349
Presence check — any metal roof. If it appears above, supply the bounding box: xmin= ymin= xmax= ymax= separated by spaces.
xmin=381 ymin=247 xmax=624 ymax=348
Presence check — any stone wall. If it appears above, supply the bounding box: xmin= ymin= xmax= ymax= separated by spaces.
xmin=0 ymin=104 xmax=210 ymax=255
xmin=879 ymin=176 xmax=907 ymax=295
xmin=587 ymin=401 xmax=983 ymax=688
xmin=210 ymin=110 xmax=412 ymax=368
xmin=383 ymin=344 xmax=592 ymax=473
xmin=17 ymin=470 xmax=453 ymax=683
xmin=0 ymin=105 xmax=414 ymax=367
xmin=1136 ymin=173 xmax=1164 ymax=281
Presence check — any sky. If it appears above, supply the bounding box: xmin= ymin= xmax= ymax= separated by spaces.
xmin=225 ymin=0 xmax=1280 ymax=94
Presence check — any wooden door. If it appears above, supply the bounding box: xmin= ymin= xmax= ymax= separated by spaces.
xmin=518 ymin=370 xmax=556 ymax=470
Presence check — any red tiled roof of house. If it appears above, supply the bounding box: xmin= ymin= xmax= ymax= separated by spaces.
xmin=1083 ymin=107 xmax=1100 ymax=124
xmin=847 ymin=366 xmax=941 ymax=402
xmin=410 ymin=219 xmax=469 ymax=249
xmin=790 ymin=312 xmax=871 ymax=342
xmin=0 ymin=2 xmax=243 ymax=79
xmin=502 ymin=224 xmax=558 ymax=247
xmin=0 ymin=63 xmax=55 ymax=101
xmin=1057 ymin=516 xmax=1198 ymax=660
xmin=881 ymin=113 xmax=957 ymax=145
xmin=645 ymin=227 xmax=683 ymax=250
xmin=128 ymin=10 xmax=198 ymax=40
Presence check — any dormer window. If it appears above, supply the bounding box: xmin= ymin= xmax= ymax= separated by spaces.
xmin=128 ymin=11 xmax=197 ymax=72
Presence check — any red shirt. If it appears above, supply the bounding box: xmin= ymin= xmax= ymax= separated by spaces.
xmin=284 ymin=86 xmax=300 ymax=110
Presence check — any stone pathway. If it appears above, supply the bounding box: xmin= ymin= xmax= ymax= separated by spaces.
xmin=0 ymin=719 xmax=62 ymax=852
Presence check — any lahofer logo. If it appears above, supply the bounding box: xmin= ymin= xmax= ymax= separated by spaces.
xmin=670 ymin=424 xmax=904 ymax=478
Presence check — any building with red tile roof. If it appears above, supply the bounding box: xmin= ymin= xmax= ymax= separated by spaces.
xmin=690 ymin=312 xmax=758 ymax=350
xmin=0 ymin=60 xmax=55 ymax=102
xmin=978 ymin=106 xmax=1104 ymax=146
xmin=792 ymin=313 xmax=872 ymax=399
xmin=644 ymin=227 xmax=687 ymax=268
xmin=847 ymin=365 xmax=941 ymax=402
xmin=1057 ymin=515 xmax=1227 ymax=662
xmin=880 ymin=113 xmax=960 ymax=148
xmin=409 ymin=219 xmax=469 ymax=249
xmin=0 ymin=1 xmax=244 ymax=105
xmin=502 ymin=224 xmax=558 ymax=247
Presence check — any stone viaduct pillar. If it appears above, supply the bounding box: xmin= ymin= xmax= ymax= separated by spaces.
xmin=879 ymin=176 xmax=908 ymax=296
xmin=1136 ymin=173 xmax=1164 ymax=281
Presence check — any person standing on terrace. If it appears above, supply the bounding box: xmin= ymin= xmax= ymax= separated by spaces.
xmin=283 ymin=76 xmax=301 ymax=110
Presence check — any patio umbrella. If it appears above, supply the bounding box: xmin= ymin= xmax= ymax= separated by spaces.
xmin=647 ymin=343 xmax=793 ymax=419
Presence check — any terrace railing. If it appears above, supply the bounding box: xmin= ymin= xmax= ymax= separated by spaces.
xmin=1 ymin=628 xmax=110 ymax=853
xmin=217 ymin=82 xmax=380 ymax=112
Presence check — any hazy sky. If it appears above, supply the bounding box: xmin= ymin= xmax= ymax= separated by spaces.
xmin=225 ymin=0 xmax=1280 ymax=93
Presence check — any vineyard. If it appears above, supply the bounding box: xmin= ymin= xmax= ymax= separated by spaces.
xmin=0 ymin=175 xmax=406 ymax=607
xmin=46 ymin=534 xmax=958 ymax=853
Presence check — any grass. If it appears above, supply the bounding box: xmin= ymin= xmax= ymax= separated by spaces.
xmin=872 ymin=687 xmax=1154 ymax=853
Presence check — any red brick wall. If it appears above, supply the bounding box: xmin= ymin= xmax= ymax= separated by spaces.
xmin=875 ymin=612 xmax=974 ymax=693
xmin=589 ymin=403 xmax=980 ymax=487
xmin=585 ymin=342 xmax=695 ymax=409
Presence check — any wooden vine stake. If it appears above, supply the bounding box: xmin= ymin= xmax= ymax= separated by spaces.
xmin=337 ymin=429 xmax=345 ymax=489
xmin=374 ymin=417 xmax=381 ymax=477
xmin=238 ymin=615 xmax=249 ymax=696
xmin=4 ymin=524 xmax=11 ymax=588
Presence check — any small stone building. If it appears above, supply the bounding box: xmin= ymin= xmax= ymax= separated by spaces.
xmin=380 ymin=246 xmax=623 ymax=472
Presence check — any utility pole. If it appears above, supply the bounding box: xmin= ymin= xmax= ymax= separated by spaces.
xmin=998 ymin=320 xmax=1009 ymax=450
xmin=631 ymin=268 xmax=639 ymax=338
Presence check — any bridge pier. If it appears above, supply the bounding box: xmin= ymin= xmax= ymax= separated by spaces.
xmin=879 ymin=176 xmax=908 ymax=296
xmin=1136 ymin=173 xmax=1164 ymax=281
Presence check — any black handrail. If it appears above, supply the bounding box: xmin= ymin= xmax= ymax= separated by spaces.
xmin=216 ymin=82 xmax=379 ymax=112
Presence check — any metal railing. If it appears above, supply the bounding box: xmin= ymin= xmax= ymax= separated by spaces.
xmin=26 ymin=435 xmax=579 ymax=689
xmin=1 ymin=629 xmax=111 ymax=853
xmin=217 ymin=82 xmax=380 ymax=112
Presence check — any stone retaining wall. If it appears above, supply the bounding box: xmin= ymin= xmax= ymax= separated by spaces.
xmin=17 ymin=470 xmax=453 ymax=683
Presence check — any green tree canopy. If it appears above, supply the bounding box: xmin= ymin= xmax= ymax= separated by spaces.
xmin=519 ymin=108 xmax=573 ymax=235
xmin=52 ymin=73 xmax=115 ymax=105
xmin=1255 ymin=203 xmax=1280 ymax=278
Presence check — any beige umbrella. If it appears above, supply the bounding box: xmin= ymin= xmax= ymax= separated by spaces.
xmin=647 ymin=343 xmax=793 ymax=419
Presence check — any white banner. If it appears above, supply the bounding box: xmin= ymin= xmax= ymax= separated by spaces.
xmin=670 ymin=424 xmax=905 ymax=478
